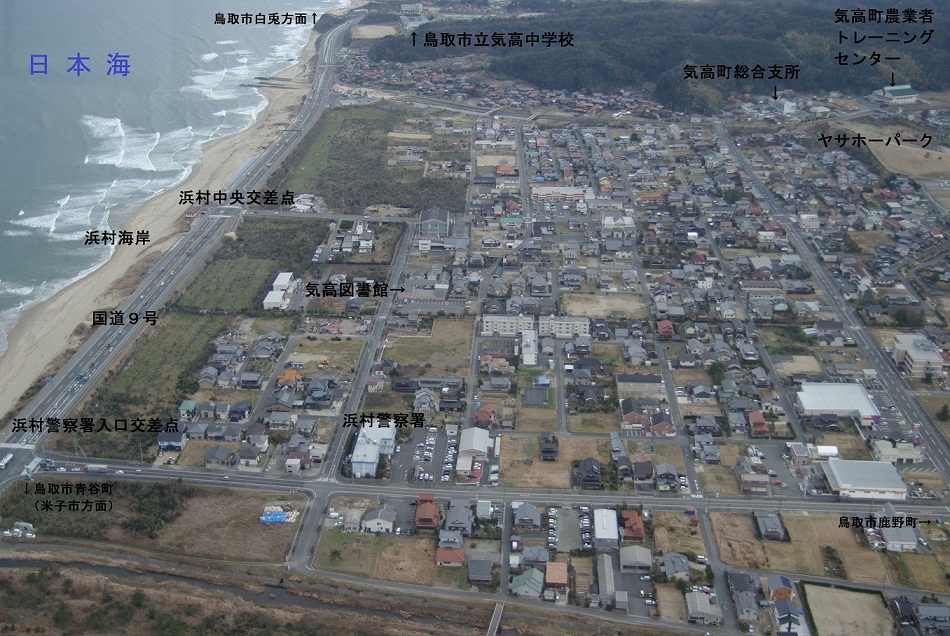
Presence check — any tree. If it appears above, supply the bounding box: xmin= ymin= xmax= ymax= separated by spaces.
xmin=938 ymin=404 xmax=950 ymax=422
xmin=709 ymin=361 xmax=725 ymax=385
xmin=329 ymin=549 xmax=342 ymax=561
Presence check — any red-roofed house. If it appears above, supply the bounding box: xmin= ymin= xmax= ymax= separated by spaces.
xmin=436 ymin=547 xmax=465 ymax=567
xmin=748 ymin=411 xmax=768 ymax=437
xmin=621 ymin=510 xmax=645 ymax=540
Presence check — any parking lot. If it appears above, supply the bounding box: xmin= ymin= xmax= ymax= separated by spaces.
xmin=555 ymin=507 xmax=582 ymax=553
xmin=394 ymin=427 xmax=456 ymax=484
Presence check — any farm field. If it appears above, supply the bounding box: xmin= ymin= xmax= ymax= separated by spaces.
xmin=766 ymin=515 xmax=888 ymax=584
xmin=803 ymin=584 xmax=893 ymax=636
xmin=698 ymin=466 xmax=741 ymax=496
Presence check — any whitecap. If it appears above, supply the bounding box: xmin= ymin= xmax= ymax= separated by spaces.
xmin=216 ymin=39 xmax=239 ymax=45
xmin=201 ymin=52 xmax=219 ymax=62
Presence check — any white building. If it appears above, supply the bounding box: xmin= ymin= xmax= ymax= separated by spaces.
xmin=796 ymin=383 xmax=880 ymax=425
xmin=821 ymin=458 xmax=906 ymax=501
xmin=458 ymin=427 xmax=490 ymax=473
xmin=350 ymin=419 xmax=396 ymax=478
xmin=537 ymin=315 xmax=591 ymax=339
xmin=593 ymin=508 xmax=620 ymax=551
xmin=481 ymin=314 xmax=535 ymax=337
xmin=263 ymin=290 xmax=286 ymax=310
xmin=871 ymin=439 xmax=923 ymax=465
xmin=521 ymin=329 xmax=538 ymax=367
xmin=881 ymin=84 xmax=919 ymax=104
xmin=272 ymin=272 xmax=294 ymax=292
xmin=892 ymin=333 xmax=943 ymax=378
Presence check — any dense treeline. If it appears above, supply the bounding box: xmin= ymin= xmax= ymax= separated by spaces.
xmin=369 ymin=0 xmax=950 ymax=106
xmin=0 ymin=481 xmax=197 ymax=541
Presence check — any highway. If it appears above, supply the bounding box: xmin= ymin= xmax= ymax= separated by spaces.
xmin=714 ymin=119 xmax=950 ymax=484
xmin=0 ymin=18 xmax=360 ymax=481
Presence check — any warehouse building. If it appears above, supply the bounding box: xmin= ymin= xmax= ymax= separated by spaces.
xmin=820 ymin=457 xmax=906 ymax=501
xmin=796 ymin=383 xmax=880 ymax=425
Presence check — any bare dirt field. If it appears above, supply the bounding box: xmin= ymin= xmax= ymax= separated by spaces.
xmin=766 ymin=515 xmax=888 ymax=584
xmin=571 ymin=557 xmax=594 ymax=604
xmin=499 ymin=436 xmax=570 ymax=489
xmin=821 ymin=433 xmax=872 ymax=460
xmin=652 ymin=511 xmax=706 ymax=556
xmin=561 ymin=292 xmax=647 ymax=319
xmin=774 ymin=355 xmax=822 ymax=375
xmin=842 ymin=122 xmax=950 ymax=179
xmin=710 ymin=513 xmax=770 ymax=570
xmin=672 ymin=369 xmax=713 ymax=385
xmin=374 ymin=536 xmax=437 ymax=585
xmin=655 ymin=583 xmax=687 ymax=621
xmin=387 ymin=319 xmax=473 ymax=373
xmin=803 ymin=584 xmax=893 ymax=636
xmin=869 ymin=327 xmax=905 ymax=349
xmin=718 ymin=444 xmax=741 ymax=467
xmin=698 ymin=465 xmax=741 ymax=496
xmin=352 ymin=25 xmax=400 ymax=38
xmin=678 ymin=403 xmax=723 ymax=417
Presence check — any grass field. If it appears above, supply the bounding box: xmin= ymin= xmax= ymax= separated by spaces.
xmin=888 ymin=552 xmax=950 ymax=593
xmin=314 ymin=528 xmax=389 ymax=578
xmin=177 ymin=440 xmax=242 ymax=467
xmin=284 ymin=107 xmax=390 ymax=194
xmin=710 ymin=513 xmax=770 ymax=570
xmin=216 ymin=217 xmax=330 ymax=277
xmin=652 ymin=511 xmax=706 ymax=556
xmin=654 ymin=442 xmax=686 ymax=474
xmin=387 ymin=319 xmax=473 ymax=373
xmin=176 ymin=258 xmax=275 ymax=313
xmin=274 ymin=105 xmax=467 ymax=214
xmin=374 ymin=536 xmax=437 ymax=586
xmin=803 ymin=585 xmax=892 ymax=636
xmin=434 ymin=564 xmax=472 ymax=590
xmin=842 ymin=121 xmax=950 ymax=180
xmin=918 ymin=394 xmax=950 ymax=444
xmin=52 ymin=312 xmax=229 ymax=460
xmin=566 ymin=411 xmax=617 ymax=434
xmin=698 ymin=465 xmax=741 ymax=496
xmin=158 ymin=489 xmax=303 ymax=561
xmin=850 ymin=230 xmax=893 ymax=255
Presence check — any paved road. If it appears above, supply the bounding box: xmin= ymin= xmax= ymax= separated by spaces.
xmin=714 ymin=119 xmax=950 ymax=484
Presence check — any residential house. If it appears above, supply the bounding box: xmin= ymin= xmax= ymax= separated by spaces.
xmin=663 ymin=552 xmax=690 ymax=581
xmin=468 ymin=559 xmax=494 ymax=585
xmin=576 ymin=457 xmax=603 ymax=489
xmin=361 ymin=504 xmax=397 ymax=533
xmin=514 ymin=502 xmax=541 ymax=531
xmin=510 ymin=568 xmax=545 ymax=598
xmin=204 ymin=445 xmax=231 ymax=467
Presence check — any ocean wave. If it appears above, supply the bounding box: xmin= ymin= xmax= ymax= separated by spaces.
xmin=2 ymin=230 xmax=34 ymax=237
xmin=201 ymin=52 xmax=220 ymax=62
xmin=216 ymin=39 xmax=239 ymax=45
xmin=0 ymin=283 xmax=34 ymax=297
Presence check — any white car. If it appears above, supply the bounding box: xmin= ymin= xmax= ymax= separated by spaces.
xmin=115 ymin=470 xmax=124 ymax=474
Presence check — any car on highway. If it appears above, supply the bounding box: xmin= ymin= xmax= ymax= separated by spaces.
xmin=919 ymin=537 xmax=929 ymax=547
xmin=222 ymin=476 xmax=230 ymax=480
xmin=56 ymin=467 xmax=66 ymax=472
xmin=71 ymin=467 xmax=81 ymax=472
xmin=135 ymin=469 xmax=142 ymax=473
xmin=115 ymin=470 xmax=124 ymax=475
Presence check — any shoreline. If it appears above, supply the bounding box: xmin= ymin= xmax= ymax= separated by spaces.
xmin=0 ymin=23 xmax=332 ymax=420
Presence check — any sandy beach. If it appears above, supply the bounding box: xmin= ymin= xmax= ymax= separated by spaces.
xmin=0 ymin=29 xmax=325 ymax=420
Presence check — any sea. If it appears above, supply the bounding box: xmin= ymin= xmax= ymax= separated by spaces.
xmin=0 ymin=0 xmax=343 ymax=358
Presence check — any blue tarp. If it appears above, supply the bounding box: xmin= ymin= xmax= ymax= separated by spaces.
xmin=260 ymin=511 xmax=287 ymax=524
